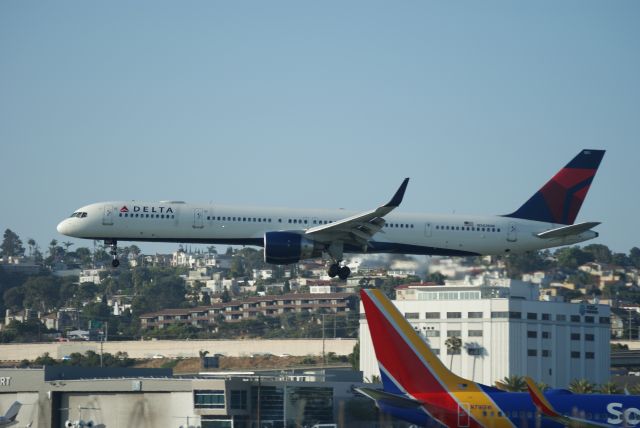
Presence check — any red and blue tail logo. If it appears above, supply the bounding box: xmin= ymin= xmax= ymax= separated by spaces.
xmin=505 ymin=149 xmax=605 ymax=225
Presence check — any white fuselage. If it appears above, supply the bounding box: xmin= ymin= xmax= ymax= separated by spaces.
xmin=57 ymin=201 xmax=597 ymax=257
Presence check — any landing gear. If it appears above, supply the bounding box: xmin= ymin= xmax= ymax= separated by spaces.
xmin=106 ymin=239 xmax=119 ymax=268
xmin=327 ymin=263 xmax=351 ymax=280
xmin=325 ymin=241 xmax=350 ymax=280
xmin=338 ymin=265 xmax=351 ymax=280
xmin=328 ymin=263 xmax=340 ymax=278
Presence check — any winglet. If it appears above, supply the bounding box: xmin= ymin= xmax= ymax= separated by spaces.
xmin=384 ymin=178 xmax=410 ymax=208
xmin=524 ymin=377 xmax=561 ymax=418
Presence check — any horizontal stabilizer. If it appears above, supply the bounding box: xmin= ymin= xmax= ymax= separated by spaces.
xmin=355 ymin=387 xmax=424 ymax=409
xmin=536 ymin=221 xmax=600 ymax=239
xmin=524 ymin=377 xmax=611 ymax=428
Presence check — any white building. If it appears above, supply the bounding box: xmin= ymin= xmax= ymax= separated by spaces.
xmin=360 ymin=279 xmax=610 ymax=388
xmin=78 ymin=268 xmax=104 ymax=285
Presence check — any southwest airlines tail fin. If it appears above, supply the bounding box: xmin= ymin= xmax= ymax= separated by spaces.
xmin=361 ymin=288 xmax=491 ymax=426
xmin=505 ymin=149 xmax=605 ymax=225
xmin=0 ymin=401 xmax=21 ymax=423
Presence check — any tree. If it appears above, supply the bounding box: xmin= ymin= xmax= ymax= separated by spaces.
xmin=630 ymin=247 xmax=640 ymax=269
xmin=555 ymin=247 xmax=594 ymax=270
xmin=504 ymin=251 xmax=548 ymax=277
xmin=598 ymin=382 xmax=621 ymax=394
xmin=568 ymin=379 xmax=595 ymax=394
xmin=1 ymin=229 xmax=25 ymax=258
xmin=427 ymin=272 xmax=446 ymax=285
xmin=444 ymin=336 xmax=462 ymax=369
xmin=583 ymin=244 xmax=612 ymax=264
xmin=349 ymin=341 xmax=360 ymax=371
xmin=27 ymin=238 xmax=36 ymax=257
xmin=495 ymin=375 xmax=527 ymax=392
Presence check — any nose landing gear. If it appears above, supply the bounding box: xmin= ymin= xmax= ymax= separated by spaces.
xmin=105 ymin=239 xmax=120 ymax=267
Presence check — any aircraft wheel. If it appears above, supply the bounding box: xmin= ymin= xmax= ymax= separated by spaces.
xmin=338 ymin=266 xmax=351 ymax=280
xmin=112 ymin=259 xmax=120 ymax=268
xmin=328 ymin=263 xmax=339 ymax=278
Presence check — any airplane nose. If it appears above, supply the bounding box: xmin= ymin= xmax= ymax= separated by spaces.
xmin=57 ymin=220 xmax=70 ymax=235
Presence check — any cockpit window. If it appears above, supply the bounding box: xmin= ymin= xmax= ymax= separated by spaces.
xmin=81 ymin=212 xmax=87 ymax=218
xmin=69 ymin=212 xmax=88 ymax=218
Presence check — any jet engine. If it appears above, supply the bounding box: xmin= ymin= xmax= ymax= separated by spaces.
xmin=264 ymin=231 xmax=323 ymax=264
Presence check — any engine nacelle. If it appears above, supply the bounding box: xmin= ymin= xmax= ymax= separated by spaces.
xmin=264 ymin=231 xmax=323 ymax=264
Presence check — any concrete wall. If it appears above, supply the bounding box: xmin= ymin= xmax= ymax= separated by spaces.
xmin=0 ymin=339 xmax=357 ymax=361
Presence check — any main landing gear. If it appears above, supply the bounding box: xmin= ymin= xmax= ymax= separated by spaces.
xmin=328 ymin=263 xmax=351 ymax=281
xmin=105 ymin=239 xmax=119 ymax=267
xmin=325 ymin=241 xmax=350 ymax=280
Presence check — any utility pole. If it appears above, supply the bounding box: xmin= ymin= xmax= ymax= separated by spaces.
xmin=321 ymin=314 xmax=326 ymax=365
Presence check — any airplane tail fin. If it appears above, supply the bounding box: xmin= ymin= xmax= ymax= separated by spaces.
xmin=361 ymin=289 xmax=469 ymax=396
xmin=504 ymin=149 xmax=605 ymax=225
xmin=4 ymin=401 xmax=21 ymax=421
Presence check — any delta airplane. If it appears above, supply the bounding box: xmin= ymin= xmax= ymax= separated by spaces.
xmin=0 ymin=402 xmax=21 ymax=427
xmin=358 ymin=288 xmax=640 ymax=427
xmin=57 ymin=149 xmax=604 ymax=279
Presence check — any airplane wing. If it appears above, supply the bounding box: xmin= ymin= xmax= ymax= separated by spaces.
xmin=536 ymin=222 xmax=601 ymax=239
xmin=524 ymin=377 xmax=610 ymax=428
xmin=305 ymin=178 xmax=409 ymax=249
xmin=355 ymin=387 xmax=424 ymax=409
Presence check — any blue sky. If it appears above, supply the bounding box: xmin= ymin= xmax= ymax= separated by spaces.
xmin=1 ymin=1 xmax=638 ymax=255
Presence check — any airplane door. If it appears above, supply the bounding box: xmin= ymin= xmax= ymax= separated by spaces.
xmin=458 ymin=403 xmax=470 ymax=427
xmin=507 ymin=222 xmax=518 ymax=242
xmin=193 ymin=208 xmax=204 ymax=229
xmin=424 ymin=223 xmax=432 ymax=237
xmin=102 ymin=205 xmax=114 ymax=226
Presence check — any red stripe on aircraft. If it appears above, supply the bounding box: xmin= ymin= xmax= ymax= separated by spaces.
xmin=362 ymin=291 xmax=482 ymax=428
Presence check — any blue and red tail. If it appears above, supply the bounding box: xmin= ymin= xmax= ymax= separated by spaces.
xmin=505 ymin=149 xmax=605 ymax=225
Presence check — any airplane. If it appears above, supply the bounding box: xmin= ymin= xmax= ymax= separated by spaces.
xmin=357 ymin=288 xmax=640 ymax=427
xmin=57 ymin=149 xmax=604 ymax=279
xmin=0 ymin=402 xmax=21 ymax=427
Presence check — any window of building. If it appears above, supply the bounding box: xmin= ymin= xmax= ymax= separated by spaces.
xmin=571 ymin=351 xmax=581 ymax=359
xmin=585 ymin=333 xmax=595 ymax=341
xmin=447 ymin=348 xmax=461 ymax=355
xmin=447 ymin=330 xmax=461 ymax=337
xmin=230 ymin=390 xmax=247 ymax=410
xmin=542 ymin=350 xmax=551 ymax=357
xmin=194 ymin=390 xmax=225 ymax=409
xmin=586 ymin=352 xmax=595 ymax=359
xmin=542 ymin=313 xmax=551 ymax=321
xmin=527 ymin=312 xmax=537 ymax=320
xmin=527 ymin=331 xmax=537 ymax=338
xmin=542 ymin=331 xmax=551 ymax=339
xmin=424 ymin=330 xmax=440 ymax=337
xmin=527 ymin=349 xmax=537 ymax=357
xmin=571 ymin=333 xmax=581 ymax=340
xmin=491 ymin=312 xmax=508 ymax=318
xmin=425 ymin=312 xmax=440 ymax=319
xmin=571 ymin=315 xmax=581 ymax=322
xmin=599 ymin=317 xmax=610 ymax=324
xmin=468 ymin=330 xmax=483 ymax=337
xmin=585 ymin=316 xmax=595 ymax=324
xmin=468 ymin=312 xmax=483 ymax=318
xmin=447 ymin=312 xmax=462 ymax=319
xmin=557 ymin=314 xmax=566 ymax=321
xmin=509 ymin=312 xmax=522 ymax=319
xmin=431 ymin=348 xmax=440 ymax=355
xmin=404 ymin=312 xmax=419 ymax=319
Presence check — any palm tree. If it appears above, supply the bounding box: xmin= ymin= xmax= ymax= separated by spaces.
xmin=445 ymin=336 xmax=462 ymax=369
xmin=598 ymin=382 xmax=621 ymax=394
xmin=27 ymin=238 xmax=36 ymax=257
xmin=495 ymin=375 xmax=527 ymax=392
xmin=569 ymin=378 xmax=595 ymax=394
